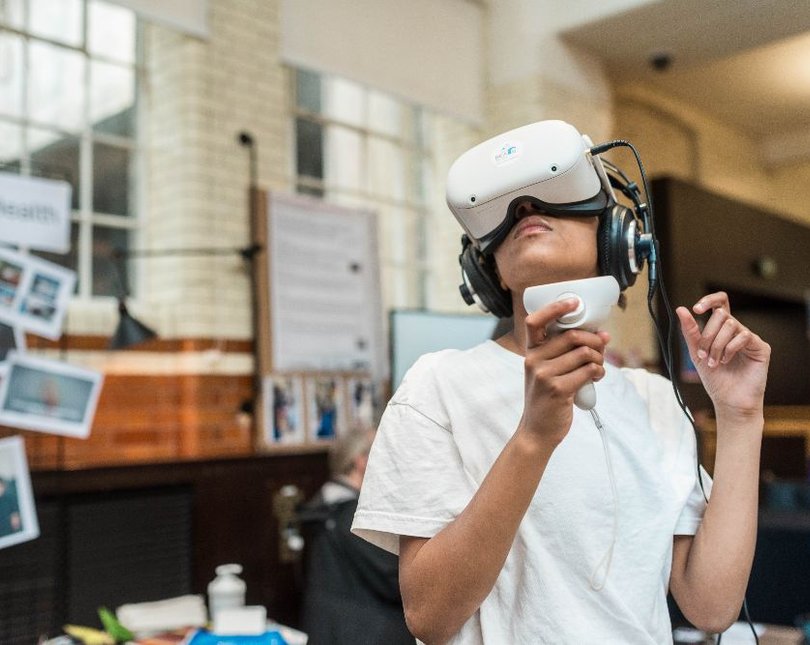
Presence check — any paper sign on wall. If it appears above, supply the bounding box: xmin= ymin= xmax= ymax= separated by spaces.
xmin=0 ymin=172 xmax=72 ymax=253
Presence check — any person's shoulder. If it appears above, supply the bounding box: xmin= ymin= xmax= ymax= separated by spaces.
xmin=617 ymin=365 xmax=675 ymax=402
xmin=398 ymin=340 xmax=499 ymax=388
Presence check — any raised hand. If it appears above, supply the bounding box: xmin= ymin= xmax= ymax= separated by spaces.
xmin=675 ymin=292 xmax=770 ymax=418
xmin=519 ymin=298 xmax=610 ymax=446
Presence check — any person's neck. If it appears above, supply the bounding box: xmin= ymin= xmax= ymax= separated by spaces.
xmin=496 ymin=307 xmax=527 ymax=357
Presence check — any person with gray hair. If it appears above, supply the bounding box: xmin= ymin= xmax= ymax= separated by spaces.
xmin=299 ymin=426 xmax=414 ymax=644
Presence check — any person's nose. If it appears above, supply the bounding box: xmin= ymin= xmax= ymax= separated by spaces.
xmin=514 ymin=200 xmax=536 ymax=220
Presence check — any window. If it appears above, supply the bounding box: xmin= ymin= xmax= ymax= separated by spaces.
xmin=291 ymin=67 xmax=435 ymax=310
xmin=0 ymin=0 xmax=140 ymax=298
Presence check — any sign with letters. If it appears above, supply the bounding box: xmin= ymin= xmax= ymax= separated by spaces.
xmin=0 ymin=172 xmax=72 ymax=253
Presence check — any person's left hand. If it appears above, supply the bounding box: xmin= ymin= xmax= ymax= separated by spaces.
xmin=676 ymin=292 xmax=771 ymax=418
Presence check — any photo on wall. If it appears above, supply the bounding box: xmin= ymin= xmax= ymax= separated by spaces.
xmin=0 ymin=435 xmax=40 ymax=550
xmin=0 ymin=256 xmax=23 ymax=307
xmin=0 ymin=247 xmax=76 ymax=340
xmin=0 ymin=321 xmax=25 ymax=376
xmin=345 ymin=375 xmax=378 ymax=428
xmin=262 ymin=374 xmax=305 ymax=446
xmin=0 ymin=352 xmax=104 ymax=438
xmin=305 ymin=375 xmax=346 ymax=442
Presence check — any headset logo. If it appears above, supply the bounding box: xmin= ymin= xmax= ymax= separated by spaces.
xmin=493 ymin=142 xmax=521 ymax=166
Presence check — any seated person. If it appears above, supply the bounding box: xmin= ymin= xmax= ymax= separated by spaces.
xmin=299 ymin=426 xmax=414 ymax=645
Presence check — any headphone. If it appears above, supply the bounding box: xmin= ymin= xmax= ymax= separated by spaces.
xmin=458 ymin=161 xmax=655 ymax=318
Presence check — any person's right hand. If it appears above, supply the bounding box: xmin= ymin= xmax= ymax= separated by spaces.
xmin=519 ymin=298 xmax=609 ymax=448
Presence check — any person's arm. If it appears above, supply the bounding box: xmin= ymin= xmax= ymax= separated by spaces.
xmin=399 ymin=298 xmax=610 ymax=644
xmin=669 ymin=292 xmax=769 ymax=633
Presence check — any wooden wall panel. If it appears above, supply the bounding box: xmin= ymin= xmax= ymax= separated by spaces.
xmin=0 ymin=373 xmax=255 ymax=470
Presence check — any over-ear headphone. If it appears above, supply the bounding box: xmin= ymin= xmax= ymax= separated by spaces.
xmin=458 ymin=162 xmax=654 ymax=318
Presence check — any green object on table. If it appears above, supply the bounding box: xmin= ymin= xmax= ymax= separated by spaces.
xmin=97 ymin=607 xmax=135 ymax=643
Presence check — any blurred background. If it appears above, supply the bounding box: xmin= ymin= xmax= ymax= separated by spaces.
xmin=1 ymin=0 xmax=810 ymax=641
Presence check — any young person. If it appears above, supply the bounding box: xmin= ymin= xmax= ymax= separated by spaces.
xmin=352 ymin=121 xmax=770 ymax=644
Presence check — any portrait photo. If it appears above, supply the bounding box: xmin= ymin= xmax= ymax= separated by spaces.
xmin=0 ymin=352 xmax=104 ymax=438
xmin=305 ymin=375 xmax=345 ymax=442
xmin=262 ymin=374 xmax=305 ymax=446
xmin=0 ymin=248 xmax=76 ymax=340
xmin=0 ymin=321 xmax=25 ymax=376
xmin=0 ymin=435 xmax=39 ymax=550
xmin=345 ymin=375 xmax=378 ymax=428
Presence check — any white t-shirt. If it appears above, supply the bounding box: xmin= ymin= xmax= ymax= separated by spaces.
xmin=352 ymin=340 xmax=710 ymax=645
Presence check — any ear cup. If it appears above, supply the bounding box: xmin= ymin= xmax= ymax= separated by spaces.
xmin=458 ymin=236 xmax=512 ymax=318
xmin=598 ymin=204 xmax=640 ymax=291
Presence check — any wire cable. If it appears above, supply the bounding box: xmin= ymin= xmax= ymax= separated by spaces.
xmin=591 ymin=140 xmax=760 ymax=644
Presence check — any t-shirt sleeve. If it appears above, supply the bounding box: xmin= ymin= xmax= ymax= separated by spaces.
xmin=673 ymin=464 xmax=712 ymax=535
xmin=352 ymin=356 xmax=476 ymax=555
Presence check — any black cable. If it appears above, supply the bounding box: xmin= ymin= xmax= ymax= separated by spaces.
xmin=592 ymin=140 xmax=760 ymax=645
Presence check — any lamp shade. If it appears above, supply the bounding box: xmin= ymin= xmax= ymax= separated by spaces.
xmin=109 ymin=299 xmax=157 ymax=349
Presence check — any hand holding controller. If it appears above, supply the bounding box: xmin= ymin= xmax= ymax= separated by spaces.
xmin=522 ymin=276 xmax=620 ymax=410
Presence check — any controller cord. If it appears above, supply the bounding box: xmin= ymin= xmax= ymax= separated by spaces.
xmin=592 ymin=140 xmax=760 ymax=644
xmin=588 ymin=408 xmax=619 ymax=592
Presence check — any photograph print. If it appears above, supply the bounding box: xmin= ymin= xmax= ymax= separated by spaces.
xmin=0 ymin=435 xmax=40 ymax=550
xmin=305 ymin=375 xmax=346 ymax=442
xmin=0 ymin=321 xmax=25 ymax=376
xmin=345 ymin=375 xmax=378 ymax=428
xmin=262 ymin=374 xmax=305 ymax=446
xmin=0 ymin=256 xmax=23 ymax=308
xmin=0 ymin=352 xmax=104 ymax=438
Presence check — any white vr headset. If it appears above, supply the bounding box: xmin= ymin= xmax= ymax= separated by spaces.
xmin=446 ymin=120 xmax=617 ymax=253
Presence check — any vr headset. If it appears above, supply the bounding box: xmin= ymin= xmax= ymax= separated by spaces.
xmin=446 ymin=120 xmax=617 ymax=254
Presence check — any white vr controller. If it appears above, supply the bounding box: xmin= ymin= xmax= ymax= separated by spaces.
xmin=523 ymin=276 xmax=620 ymax=410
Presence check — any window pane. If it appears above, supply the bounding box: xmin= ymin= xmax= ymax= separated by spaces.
xmin=296 ymin=69 xmax=321 ymax=113
xmin=368 ymin=91 xmax=402 ymax=138
xmin=0 ymin=33 xmax=23 ymax=118
xmin=93 ymin=142 xmax=133 ymax=216
xmin=416 ymin=154 xmax=432 ymax=204
xmin=378 ymin=207 xmax=417 ymax=265
xmin=29 ymin=0 xmax=83 ymax=47
xmin=367 ymin=137 xmax=404 ymax=200
xmin=88 ymin=0 xmax=136 ymax=64
xmin=28 ymin=41 xmax=85 ymax=131
xmin=0 ymin=0 xmax=24 ymax=28
xmin=91 ymin=60 xmax=135 ymax=136
xmin=0 ymin=121 xmax=22 ymax=167
xmin=33 ymin=222 xmax=80 ymax=293
xmin=323 ymin=76 xmax=365 ymax=128
xmin=92 ymin=225 xmax=130 ymax=297
xmin=416 ymin=109 xmax=432 ymax=149
xmin=296 ymin=117 xmax=323 ymax=180
xmin=29 ymin=127 xmax=79 ymax=207
xmin=324 ymin=125 xmax=363 ymax=192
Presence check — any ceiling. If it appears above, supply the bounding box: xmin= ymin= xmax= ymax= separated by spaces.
xmin=562 ymin=0 xmax=810 ymax=162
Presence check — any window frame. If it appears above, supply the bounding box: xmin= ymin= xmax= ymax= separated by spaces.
xmin=289 ymin=66 xmax=434 ymax=308
xmin=0 ymin=0 xmax=144 ymax=301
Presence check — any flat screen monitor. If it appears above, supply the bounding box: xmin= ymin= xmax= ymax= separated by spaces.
xmin=389 ymin=310 xmax=498 ymax=391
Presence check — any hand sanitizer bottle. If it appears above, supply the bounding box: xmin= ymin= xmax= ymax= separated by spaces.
xmin=207 ymin=563 xmax=246 ymax=624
